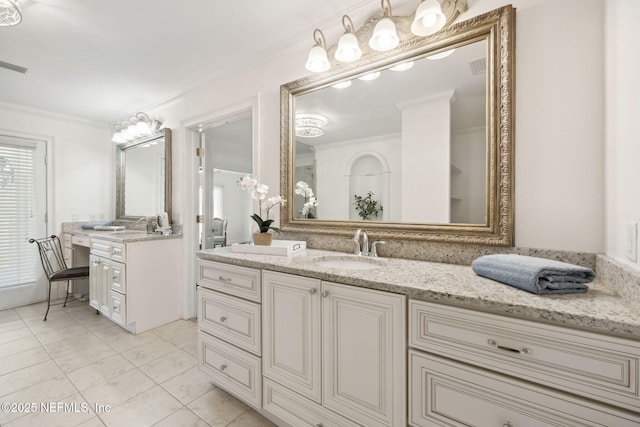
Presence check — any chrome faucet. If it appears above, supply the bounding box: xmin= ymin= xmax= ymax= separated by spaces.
xmin=352 ymin=229 xmax=369 ymax=256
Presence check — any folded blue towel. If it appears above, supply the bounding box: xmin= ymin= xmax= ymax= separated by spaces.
xmin=80 ymin=221 xmax=114 ymax=229
xmin=471 ymin=254 xmax=594 ymax=295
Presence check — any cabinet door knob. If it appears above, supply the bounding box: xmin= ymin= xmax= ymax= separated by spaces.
xmin=309 ymin=288 xmax=317 ymax=295
xmin=219 ymin=316 xmax=227 ymax=322
xmin=503 ymin=422 xmax=513 ymax=427
xmin=321 ymin=290 xmax=329 ymax=298
xmin=316 ymin=424 xmax=323 ymax=427
xmin=220 ymin=364 xmax=227 ymax=371
xmin=218 ymin=276 xmax=232 ymax=282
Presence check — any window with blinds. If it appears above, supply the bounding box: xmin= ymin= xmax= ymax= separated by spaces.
xmin=0 ymin=139 xmax=42 ymax=289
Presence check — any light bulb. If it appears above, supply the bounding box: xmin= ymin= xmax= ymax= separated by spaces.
xmin=335 ymin=33 xmax=362 ymax=63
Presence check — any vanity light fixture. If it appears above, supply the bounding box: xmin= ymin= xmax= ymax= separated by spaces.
xmin=0 ymin=0 xmax=22 ymax=26
xmin=295 ymin=114 xmax=328 ymax=138
xmin=303 ymin=0 xmax=467 ymax=74
xmin=411 ymin=0 xmax=446 ymax=36
xmin=335 ymin=15 xmax=362 ymax=63
xmin=111 ymin=112 xmax=162 ymax=144
xmin=369 ymin=0 xmax=399 ymax=52
xmin=305 ymin=29 xmax=331 ymax=73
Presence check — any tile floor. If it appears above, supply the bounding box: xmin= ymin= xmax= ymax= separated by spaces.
xmin=0 ymin=299 xmax=277 ymax=426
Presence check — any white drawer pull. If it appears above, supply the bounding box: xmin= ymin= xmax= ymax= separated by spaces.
xmin=488 ymin=339 xmax=532 ymax=355
xmin=220 ymin=364 xmax=227 ymax=371
xmin=113 ymin=248 xmax=122 ymax=255
xmin=218 ymin=275 xmax=232 ymax=282
xmin=321 ymin=290 xmax=329 ymax=298
xmin=316 ymin=424 xmax=323 ymax=427
xmin=503 ymin=422 xmax=513 ymax=427
xmin=219 ymin=316 xmax=227 ymax=323
xmin=309 ymin=288 xmax=317 ymax=295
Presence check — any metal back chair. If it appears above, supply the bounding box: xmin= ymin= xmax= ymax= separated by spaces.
xmin=29 ymin=235 xmax=89 ymax=321
xmin=212 ymin=217 xmax=228 ymax=247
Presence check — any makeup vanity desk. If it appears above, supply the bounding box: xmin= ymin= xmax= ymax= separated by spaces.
xmin=62 ymin=222 xmax=182 ymax=334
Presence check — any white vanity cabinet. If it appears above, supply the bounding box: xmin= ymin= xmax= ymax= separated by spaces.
xmin=262 ymin=270 xmax=406 ymax=427
xmin=197 ymin=260 xmax=263 ymax=410
xmin=88 ymin=237 xmax=180 ymax=333
xmin=408 ymin=300 xmax=640 ymax=426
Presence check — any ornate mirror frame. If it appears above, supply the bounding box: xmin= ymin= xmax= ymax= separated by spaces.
xmin=116 ymin=128 xmax=172 ymax=223
xmin=280 ymin=5 xmax=514 ymax=246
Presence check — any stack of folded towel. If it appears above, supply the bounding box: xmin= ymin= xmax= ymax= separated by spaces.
xmin=471 ymin=254 xmax=595 ymax=295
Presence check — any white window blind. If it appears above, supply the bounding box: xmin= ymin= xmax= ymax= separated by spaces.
xmin=0 ymin=140 xmax=39 ymax=288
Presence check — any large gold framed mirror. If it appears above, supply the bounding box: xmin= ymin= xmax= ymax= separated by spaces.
xmin=116 ymin=128 xmax=172 ymax=223
xmin=280 ymin=5 xmax=514 ymax=245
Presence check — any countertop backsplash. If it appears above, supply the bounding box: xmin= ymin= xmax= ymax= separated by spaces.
xmin=277 ymin=232 xmax=597 ymax=270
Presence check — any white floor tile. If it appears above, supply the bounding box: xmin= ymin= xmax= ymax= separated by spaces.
xmin=0 ymin=336 xmax=42 ymax=359
xmin=0 ymin=346 xmax=51 ymax=376
xmin=0 ymin=360 xmax=62 ymax=397
xmin=53 ymin=342 xmax=117 ymax=373
xmin=120 ymin=338 xmax=179 ymax=367
xmin=98 ymin=385 xmax=183 ymax=427
xmin=140 ymin=349 xmax=197 ymax=384
xmin=67 ymin=354 xmax=135 ymax=391
xmin=153 ymin=408 xmax=210 ymax=427
xmin=160 ymin=366 xmax=215 ymax=405
xmin=80 ymin=368 xmax=155 ymax=409
xmin=187 ymin=388 xmax=250 ymax=427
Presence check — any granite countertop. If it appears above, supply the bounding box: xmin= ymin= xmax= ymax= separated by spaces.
xmin=62 ymin=222 xmax=182 ymax=243
xmin=197 ymin=247 xmax=640 ymax=339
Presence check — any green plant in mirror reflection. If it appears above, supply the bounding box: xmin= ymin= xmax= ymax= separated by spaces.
xmin=354 ymin=191 xmax=383 ymax=221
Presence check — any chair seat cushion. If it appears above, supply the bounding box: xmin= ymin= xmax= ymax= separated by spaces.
xmin=50 ymin=266 xmax=90 ymax=280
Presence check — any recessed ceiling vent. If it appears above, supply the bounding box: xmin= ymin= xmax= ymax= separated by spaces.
xmin=0 ymin=60 xmax=28 ymax=74
xmin=468 ymin=57 xmax=486 ymax=75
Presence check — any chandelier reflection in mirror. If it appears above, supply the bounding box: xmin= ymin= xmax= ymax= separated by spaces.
xmin=304 ymin=0 xmax=468 ymax=73
xmin=295 ymin=114 xmax=328 ymax=138
xmin=111 ymin=112 xmax=163 ymax=144
xmin=0 ymin=0 xmax=22 ymax=26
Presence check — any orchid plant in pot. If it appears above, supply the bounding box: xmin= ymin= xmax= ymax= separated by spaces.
xmin=238 ymin=175 xmax=286 ymax=245
xmin=295 ymin=181 xmax=318 ymax=219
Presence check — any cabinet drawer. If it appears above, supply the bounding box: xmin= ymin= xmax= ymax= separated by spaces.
xmin=110 ymin=242 xmax=125 ymax=262
xmin=90 ymin=239 xmax=126 ymax=262
xmin=71 ymin=235 xmax=90 ymax=248
xmin=110 ymin=262 xmax=126 ymax=294
xmin=198 ymin=288 xmax=261 ymax=356
xmin=410 ymin=300 xmax=640 ymax=412
xmin=263 ymin=378 xmax=361 ymax=427
xmin=90 ymin=239 xmax=111 ymax=258
xmin=409 ymin=351 xmax=640 ymax=427
xmin=109 ymin=291 xmax=126 ymax=325
xmin=198 ymin=331 xmax=261 ymax=409
xmin=197 ymin=260 xmax=261 ymax=302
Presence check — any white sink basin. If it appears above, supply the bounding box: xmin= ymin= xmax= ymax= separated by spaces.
xmin=314 ymin=256 xmax=385 ymax=270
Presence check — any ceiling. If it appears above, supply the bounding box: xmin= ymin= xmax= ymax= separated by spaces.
xmin=0 ymin=0 xmax=383 ymax=124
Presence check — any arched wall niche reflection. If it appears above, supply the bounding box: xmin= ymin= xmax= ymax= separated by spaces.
xmin=345 ymin=151 xmax=390 ymax=222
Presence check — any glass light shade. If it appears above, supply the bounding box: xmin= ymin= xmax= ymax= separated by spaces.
xmin=111 ymin=132 xmax=125 ymax=144
xmin=120 ymin=130 xmax=134 ymax=141
xmin=332 ymin=80 xmax=352 ymax=89
xmin=0 ymin=0 xmax=22 ymax=27
xmin=136 ymin=120 xmax=151 ymax=135
xmin=390 ymin=61 xmax=414 ymax=71
xmin=335 ymin=33 xmax=362 ymax=63
xmin=126 ymin=123 xmax=140 ymax=137
xmin=411 ymin=0 xmax=446 ymax=36
xmin=305 ymin=45 xmax=330 ymax=73
xmin=358 ymin=71 xmax=381 ymax=81
xmin=368 ymin=17 xmax=399 ymax=52
xmin=426 ymin=48 xmax=455 ymax=60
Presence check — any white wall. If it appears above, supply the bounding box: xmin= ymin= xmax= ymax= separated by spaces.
xmin=0 ymin=103 xmax=113 ymax=234
xmin=605 ymin=0 xmax=640 ymax=269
